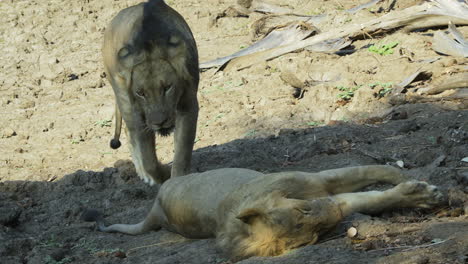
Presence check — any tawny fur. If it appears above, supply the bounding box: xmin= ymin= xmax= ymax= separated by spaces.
xmin=83 ymin=165 xmax=442 ymax=260
xmin=103 ymin=0 xmax=199 ymax=185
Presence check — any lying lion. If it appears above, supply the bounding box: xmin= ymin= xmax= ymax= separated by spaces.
xmin=83 ymin=165 xmax=442 ymax=260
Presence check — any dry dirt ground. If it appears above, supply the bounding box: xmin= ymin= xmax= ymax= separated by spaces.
xmin=1 ymin=0 xmax=467 ymax=263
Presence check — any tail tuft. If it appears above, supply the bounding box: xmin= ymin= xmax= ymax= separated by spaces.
xmin=110 ymin=139 xmax=122 ymax=149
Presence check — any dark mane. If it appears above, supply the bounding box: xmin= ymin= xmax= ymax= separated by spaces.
xmin=136 ymin=0 xmax=199 ymax=82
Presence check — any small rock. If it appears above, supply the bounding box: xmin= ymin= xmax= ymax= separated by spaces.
xmin=2 ymin=128 xmax=17 ymax=138
xmin=396 ymin=160 xmax=404 ymax=168
xmin=280 ymin=70 xmax=305 ymax=89
xmin=68 ymin=74 xmax=79 ymax=81
xmin=347 ymin=227 xmax=358 ymax=238
xmin=14 ymin=148 xmax=24 ymax=153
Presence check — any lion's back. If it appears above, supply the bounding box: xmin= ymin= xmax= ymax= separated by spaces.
xmin=157 ymin=168 xmax=262 ymax=238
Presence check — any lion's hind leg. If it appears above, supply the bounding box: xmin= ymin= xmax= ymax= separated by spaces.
xmin=315 ymin=165 xmax=408 ymax=194
xmin=332 ymin=181 xmax=443 ymax=217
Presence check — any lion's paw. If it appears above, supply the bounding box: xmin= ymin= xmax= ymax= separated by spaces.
xmin=394 ymin=181 xmax=443 ymax=208
xmin=135 ymin=166 xmax=156 ymax=186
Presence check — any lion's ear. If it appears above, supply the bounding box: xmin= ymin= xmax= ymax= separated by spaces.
xmin=236 ymin=208 xmax=264 ymax=224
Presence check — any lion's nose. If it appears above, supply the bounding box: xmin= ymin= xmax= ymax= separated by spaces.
xmin=148 ymin=112 xmax=168 ymax=129
xmin=151 ymin=121 xmax=168 ymax=131
xmin=151 ymin=124 xmax=162 ymax=130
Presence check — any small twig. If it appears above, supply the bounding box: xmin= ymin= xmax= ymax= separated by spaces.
xmin=363 ymin=31 xmax=375 ymax=40
xmin=368 ymin=238 xmax=451 ymax=253
xmin=127 ymin=239 xmax=191 ymax=255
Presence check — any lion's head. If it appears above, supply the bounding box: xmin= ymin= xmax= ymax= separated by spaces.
xmin=111 ymin=0 xmax=198 ymax=136
xmin=129 ymin=56 xmax=184 ymax=136
xmin=115 ymin=33 xmax=194 ymax=136
xmin=217 ymin=192 xmax=343 ymax=260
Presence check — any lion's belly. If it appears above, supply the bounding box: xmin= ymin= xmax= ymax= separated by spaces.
xmin=157 ymin=168 xmax=262 ymax=238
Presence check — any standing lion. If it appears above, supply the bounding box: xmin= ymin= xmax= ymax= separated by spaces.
xmin=103 ymin=0 xmax=199 ymax=185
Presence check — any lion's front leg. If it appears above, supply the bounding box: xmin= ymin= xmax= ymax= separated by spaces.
xmin=172 ymin=91 xmax=198 ymax=177
xmin=126 ymin=122 xmax=169 ymax=185
xmin=315 ymin=165 xmax=408 ymax=194
xmin=332 ymin=181 xmax=443 ymax=216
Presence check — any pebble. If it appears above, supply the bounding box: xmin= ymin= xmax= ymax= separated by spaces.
xmin=347 ymin=227 xmax=358 ymax=238
xmin=2 ymin=128 xmax=17 ymax=138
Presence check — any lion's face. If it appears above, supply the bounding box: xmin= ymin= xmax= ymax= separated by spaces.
xmin=236 ymin=197 xmax=343 ymax=257
xmin=115 ymin=36 xmax=190 ymax=136
xmin=131 ymin=58 xmax=182 ymax=136
xmin=268 ymin=198 xmax=343 ymax=250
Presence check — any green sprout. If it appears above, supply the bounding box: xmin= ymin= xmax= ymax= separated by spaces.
xmin=368 ymin=82 xmax=393 ymax=98
xmin=368 ymin=41 xmax=399 ymax=55
xmin=336 ymin=85 xmax=361 ymax=101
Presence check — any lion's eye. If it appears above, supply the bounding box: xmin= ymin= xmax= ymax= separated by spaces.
xmin=136 ymin=89 xmax=145 ymax=98
xmin=295 ymin=223 xmax=304 ymax=229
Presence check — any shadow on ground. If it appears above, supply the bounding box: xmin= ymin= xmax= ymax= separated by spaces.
xmin=1 ymin=104 xmax=467 ymax=264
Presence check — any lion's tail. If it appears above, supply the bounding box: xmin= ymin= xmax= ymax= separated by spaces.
xmin=109 ymin=104 xmax=122 ymax=149
xmin=81 ymin=209 xmax=149 ymax=235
